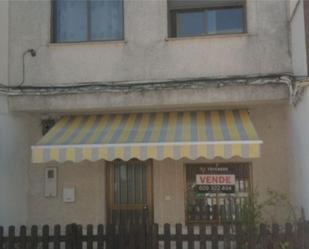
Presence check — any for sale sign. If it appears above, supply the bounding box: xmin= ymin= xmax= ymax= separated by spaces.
xmin=195 ymin=174 xmax=236 ymax=193
xmin=196 ymin=174 xmax=235 ymax=185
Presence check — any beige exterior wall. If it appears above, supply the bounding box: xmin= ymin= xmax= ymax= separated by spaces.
xmin=28 ymin=161 xmax=107 ymax=225
xmin=28 ymin=103 xmax=291 ymax=226
xmin=8 ymin=0 xmax=291 ymax=87
xmin=0 ymin=96 xmax=39 ymax=226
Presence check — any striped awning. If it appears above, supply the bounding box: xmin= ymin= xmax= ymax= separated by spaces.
xmin=32 ymin=110 xmax=262 ymax=163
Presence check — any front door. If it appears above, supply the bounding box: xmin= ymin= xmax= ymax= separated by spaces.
xmin=106 ymin=160 xmax=153 ymax=225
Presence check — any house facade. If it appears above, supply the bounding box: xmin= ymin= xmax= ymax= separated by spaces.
xmin=0 ymin=0 xmax=305 ymax=227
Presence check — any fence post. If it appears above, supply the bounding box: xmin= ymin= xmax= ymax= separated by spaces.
xmin=20 ymin=225 xmax=27 ymax=249
xmin=118 ymin=224 xmax=126 ymax=249
xmin=76 ymin=225 xmax=83 ymax=249
xmin=223 ymin=224 xmax=231 ymax=249
xmin=259 ymin=223 xmax=268 ymax=249
xmin=143 ymin=205 xmax=150 ymax=249
xmin=146 ymin=223 xmax=152 ymax=249
xmin=164 ymin=224 xmax=171 ymax=249
xmin=97 ymin=224 xmax=104 ymax=249
xmin=211 ymin=224 xmax=218 ymax=249
xmin=72 ymin=224 xmax=78 ymax=249
xmin=127 ymin=224 xmax=134 ymax=249
xmin=42 ymin=225 xmax=49 ymax=249
xmin=296 ymin=221 xmax=309 ymax=249
xmin=106 ymin=224 xmax=115 ymax=249
xmin=152 ymin=224 xmax=159 ymax=249
xmin=199 ymin=225 xmax=206 ymax=249
xmin=54 ymin=224 xmax=61 ymax=249
xmin=188 ymin=225 xmax=194 ymax=249
xmin=138 ymin=223 xmax=146 ymax=249
xmin=248 ymin=227 xmax=256 ymax=249
xmin=296 ymin=222 xmax=305 ymax=249
xmin=65 ymin=224 xmax=73 ymax=249
xmin=30 ymin=225 xmax=38 ymax=249
xmin=86 ymin=225 xmax=93 ymax=249
xmin=8 ymin=226 xmax=15 ymax=249
xmin=272 ymin=223 xmax=280 ymax=249
xmin=175 ymin=224 xmax=182 ymax=249
xmin=285 ymin=223 xmax=294 ymax=249
xmin=236 ymin=223 xmax=244 ymax=249
xmin=304 ymin=222 xmax=309 ymax=249
xmin=0 ymin=226 xmax=3 ymax=249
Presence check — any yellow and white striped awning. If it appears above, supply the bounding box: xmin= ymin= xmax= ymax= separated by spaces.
xmin=32 ymin=110 xmax=262 ymax=163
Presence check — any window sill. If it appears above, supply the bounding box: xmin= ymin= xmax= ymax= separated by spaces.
xmin=48 ymin=40 xmax=127 ymax=47
xmin=165 ymin=32 xmax=252 ymax=41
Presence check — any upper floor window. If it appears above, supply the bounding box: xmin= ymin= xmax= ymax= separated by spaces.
xmin=168 ymin=1 xmax=246 ymax=38
xmin=52 ymin=0 xmax=124 ymax=43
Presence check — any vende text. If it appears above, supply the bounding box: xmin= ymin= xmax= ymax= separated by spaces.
xmin=196 ymin=174 xmax=236 ymax=185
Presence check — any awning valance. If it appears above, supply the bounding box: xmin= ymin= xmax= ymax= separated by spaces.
xmin=32 ymin=110 xmax=262 ymax=163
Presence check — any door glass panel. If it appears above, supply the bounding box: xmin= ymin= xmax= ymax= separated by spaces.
xmin=109 ymin=160 xmax=151 ymax=225
xmin=113 ymin=162 xmax=146 ymax=205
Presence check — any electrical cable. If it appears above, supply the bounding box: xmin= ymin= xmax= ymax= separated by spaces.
xmin=17 ymin=49 xmax=36 ymax=87
xmin=0 ymin=73 xmax=296 ymax=94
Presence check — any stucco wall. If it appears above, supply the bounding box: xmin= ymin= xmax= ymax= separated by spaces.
xmin=0 ymin=96 xmax=39 ymax=226
xmin=8 ymin=0 xmax=291 ymax=87
xmin=28 ymin=104 xmax=291 ymax=225
xmin=0 ymin=2 xmax=32 ymax=226
xmin=289 ymin=0 xmax=299 ymax=17
xmin=288 ymin=0 xmax=309 ymax=218
xmin=290 ymin=0 xmax=308 ymax=76
xmin=0 ymin=0 xmax=9 ymax=85
xmin=28 ymin=161 xmax=107 ymax=225
xmin=288 ymin=89 xmax=309 ymax=217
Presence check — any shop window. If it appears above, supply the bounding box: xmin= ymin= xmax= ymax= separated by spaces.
xmin=185 ymin=163 xmax=251 ymax=224
xmin=52 ymin=0 xmax=124 ymax=43
xmin=168 ymin=1 xmax=246 ymax=37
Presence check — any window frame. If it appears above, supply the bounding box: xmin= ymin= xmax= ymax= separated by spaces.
xmin=184 ymin=162 xmax=253 ymax=225
xmin=50 ymin=0 xmax=125 ymax=43
xmin=169 ymin=3 xmax=247 ymax=38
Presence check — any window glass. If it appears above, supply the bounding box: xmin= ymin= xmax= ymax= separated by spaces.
xmin=186 ymin=163 xmax=250 ymax=224
xmin=55 ymin=0 xmax=88 ymax=42
xmin=54 ymin=0 xmax=123 ymax=42
xmin=90 ymin=0 xmax=123 ymax=40
xmin=177 ymin=11 xmax=206 ymax=37
xmin=170 ymin=4 xmax=245 ymax=38
xmin=207 ymin=7 xmax=244 ymax=34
